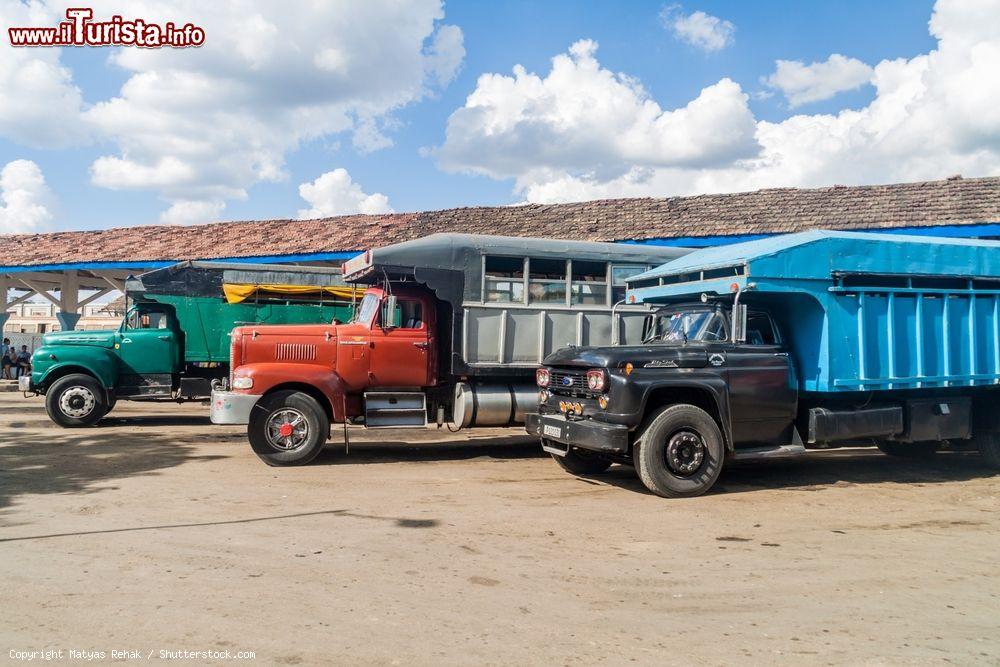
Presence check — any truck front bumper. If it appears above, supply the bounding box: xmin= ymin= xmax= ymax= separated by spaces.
xmin=210 ymin=390 xmax=261 ymax=425
xmin=525 ymin=413 xmax=630 ymax=455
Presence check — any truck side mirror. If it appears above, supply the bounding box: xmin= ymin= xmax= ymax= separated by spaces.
xmin=732 ymin=304 xmax=748 ymax=343
xmin=381 ymin=295 xmax=398 ymax=329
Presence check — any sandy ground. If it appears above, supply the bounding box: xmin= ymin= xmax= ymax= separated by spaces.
xmin=0 ymin=392 xmax=999 ymax=666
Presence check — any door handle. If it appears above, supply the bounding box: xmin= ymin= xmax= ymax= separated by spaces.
xmin=157 ymin=335 xmax=171 ymax=340
xmin=773 ymin=352 xmax=788 ymax=357
xmin=413 ymin=342 xmax=429 ymax=349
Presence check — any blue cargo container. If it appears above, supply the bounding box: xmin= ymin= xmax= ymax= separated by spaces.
xmin=626 ymin=230 xmax=1000 ymax=394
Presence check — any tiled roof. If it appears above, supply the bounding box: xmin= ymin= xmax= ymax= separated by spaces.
xmin=3 ymin=175 xmax=999 ymax=268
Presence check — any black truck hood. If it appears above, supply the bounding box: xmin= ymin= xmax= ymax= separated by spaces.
xmin=543 ymin=344 xmax=709 ymax=369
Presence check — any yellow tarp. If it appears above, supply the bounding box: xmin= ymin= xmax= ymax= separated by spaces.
xmin=223 ymin=283 xmax=362 ymax=304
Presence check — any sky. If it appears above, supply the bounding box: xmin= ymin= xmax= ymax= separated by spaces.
xmin=0 ymin=0 xmax=997 ymax=235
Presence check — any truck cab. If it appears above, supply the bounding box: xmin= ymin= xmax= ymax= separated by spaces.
xmin=213 ymin=285 xmax=442 ymax=465
xmin=527 ymin=297 xmax=799 ymax=498
xmin=334 ymin=288 xmax=437 ymax=391
xmin=117 ymin=303 xmax=184 ymax=385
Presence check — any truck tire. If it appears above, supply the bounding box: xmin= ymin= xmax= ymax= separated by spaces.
xmin=45 ymin=373 xmax=107 ymax=428
xmin=876 ymin=441 xmax=938 ymax=459
xmin=248 ymin=390 xmax=329 ymax=466
xmin=632 ymin=404 xmax=724 ymax=498
xmin=547 ymin=443 xmax=613 ymax=475
xmin=972 ymin=431 xmax=1000 ymax=468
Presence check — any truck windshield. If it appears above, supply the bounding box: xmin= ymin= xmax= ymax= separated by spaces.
xmin=643 ymin=308 xmax=728 ymax=344
xmin=352 ymin=293 xmax=379 ymax=324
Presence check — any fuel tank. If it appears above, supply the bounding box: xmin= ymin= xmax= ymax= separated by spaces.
xmin=452 ymin=382 xmax=538 ymax=427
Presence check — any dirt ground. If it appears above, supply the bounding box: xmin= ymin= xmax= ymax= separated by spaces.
xmin=1 ymin=392 xmax=998 ymax=666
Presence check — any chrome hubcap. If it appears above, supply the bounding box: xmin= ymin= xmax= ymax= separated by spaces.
xmin=59 ymin=386 xmax=96 ymax=418
xmin=265 ymin=408 xmax=309 ymax=451
xmin=665 ymin=430 xmax=705 ymax=476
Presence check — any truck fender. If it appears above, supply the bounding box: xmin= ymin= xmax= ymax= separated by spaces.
xmin=36 ymin=352 xmax=119 ymax=391
xmin=234 ymin=362 xmax=348 ymax=421
xmin=638 ymin=378 xmax=734 ymax=453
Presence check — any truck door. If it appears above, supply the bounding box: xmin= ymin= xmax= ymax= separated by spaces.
xmin=369 ymin=295 xmax=433 ymax=387
xmin=117 ymin=306 xmax=182 ymax=383
xmin=725 ymin=311 xmax=797 ymax=445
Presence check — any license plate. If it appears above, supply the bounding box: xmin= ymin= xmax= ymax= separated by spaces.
xmin=18 ymin=376 xmax=31 ymax=392
xmin=543 ymin=424 xmax=562 ymax=438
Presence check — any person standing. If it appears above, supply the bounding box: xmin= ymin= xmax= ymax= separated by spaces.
xmin=16 ymin=345 xmax=32 ymax=378
xmin=1 ymin=339 xmax=12 ymax=380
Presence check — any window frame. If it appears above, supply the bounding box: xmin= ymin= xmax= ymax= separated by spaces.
xmin=478 ymin=255 xmax=653 ymax=309
xmin=610 ymin=264 xmax=649 ymax=305
xmin=744 ymin=310 xmax=782 ymax=347
xmin=481 ymin=255 xmax=528 ymax=304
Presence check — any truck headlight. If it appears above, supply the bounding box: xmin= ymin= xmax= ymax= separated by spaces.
xmin=586 ymin=369 xmax=607 ymax=392
xmin=536 ymin=368 xmax=550 ymax=388
xmin=232 ymin=377 xmax=254 ymax=390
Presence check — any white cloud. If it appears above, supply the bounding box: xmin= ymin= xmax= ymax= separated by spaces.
xmin=297 ymin=169 xmax=393 ymax=218
xmin=0 ymin=0 xmax=461 ymax=226
xmin=763 ymin=54 xmax=874 ymax=107
xmin=437 ymin=0 xmax=1000 ymax=205
xmin=0 ymin=160 xmax=55 ymax=235
xmin=0 ymin=1 xmax=86 ymax=148
xmin=437 ymin=40 xmax=758 ymax=189
xmin=426 ymin=24 xmax=466 ymax=86
xmin=159 ymin=200 xmax=225 ymax=226
xmin=660 ymin=5 xmax=735 ymax=52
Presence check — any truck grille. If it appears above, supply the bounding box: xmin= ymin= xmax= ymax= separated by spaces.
xmin=549 ymin=370 xmax=591 ymax=396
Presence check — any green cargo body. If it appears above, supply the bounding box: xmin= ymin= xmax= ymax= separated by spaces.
xmin=144 ymin=293 xmax=353 ymax=364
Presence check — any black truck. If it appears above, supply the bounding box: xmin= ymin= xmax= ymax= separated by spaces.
xmin=525 ymin=232 xmax=1000 ymax=498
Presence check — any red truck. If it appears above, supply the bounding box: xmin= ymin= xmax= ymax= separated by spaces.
xmin=211 ymin=234 xmax=688 ymax=465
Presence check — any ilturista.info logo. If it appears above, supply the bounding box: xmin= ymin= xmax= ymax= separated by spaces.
xmin=8 ymin=7 xmax=205 ymax=48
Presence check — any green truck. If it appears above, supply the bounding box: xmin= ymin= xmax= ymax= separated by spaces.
xmin=22 ymin=261 xmax=357 ymax=427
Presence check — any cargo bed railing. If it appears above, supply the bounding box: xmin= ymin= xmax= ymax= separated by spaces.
xmin=830 ymin=281 xmax=1000 ymax=391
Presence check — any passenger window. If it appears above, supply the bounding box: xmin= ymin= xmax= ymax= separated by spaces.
xmin=382 ymin=299 xmax=423 ymax=329
xmin=746 ymin=312 xmax=777 ymax=346
xmin=570 ymin=260 xmax=608 ymax=305
xmin=528 ymin=258 xmax=567 ymax=304
xmin=126 ymin=309 xmax=168 ymax=330
xmin=484 ymin=256 xmax=525 ymax=303
xmin=399 ymin=300 xmax=423 ymax=329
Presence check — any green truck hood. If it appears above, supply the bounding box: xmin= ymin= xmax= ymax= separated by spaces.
xmin=40 ymin=330 xmax=117 ymax=349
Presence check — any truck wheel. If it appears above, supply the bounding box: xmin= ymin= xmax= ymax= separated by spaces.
xmin=632 ymin=404 xmax=724 ymax=498
xmin=876 ymin=441 xmax=938 ymax=458
xmin=547 ymin=443 xmax=613 ymax=475
xmin=248 ymin=390 xmax=329 ymax=466
xmin=45 ymin=373 xmax=107 ymax=428
xmin=972 ymin=431 xmax=1000 ymax=468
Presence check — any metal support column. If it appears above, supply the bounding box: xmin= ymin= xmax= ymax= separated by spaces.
xmin=0 ymin=275 xmax=9 ymax=334
xmin=56 ymin=270 xmax=81 ymax=331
